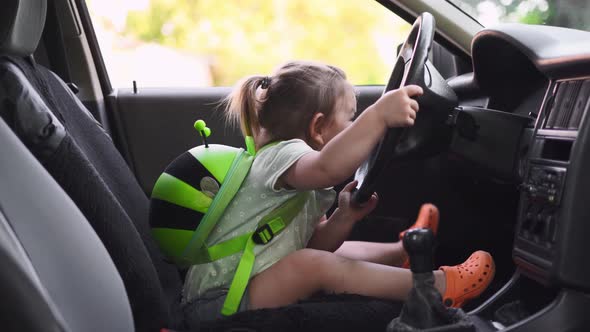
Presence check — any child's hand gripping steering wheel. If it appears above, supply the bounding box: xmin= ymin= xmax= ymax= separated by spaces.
xmin=352 ymin=12 xmax=458 ymax=204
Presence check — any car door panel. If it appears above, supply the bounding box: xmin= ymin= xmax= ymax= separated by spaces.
xmin=111 ymin=85 xmax=383 ymax=194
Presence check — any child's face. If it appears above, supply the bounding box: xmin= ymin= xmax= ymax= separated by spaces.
xmin=319 ymin=85 xmax=357 ymax=148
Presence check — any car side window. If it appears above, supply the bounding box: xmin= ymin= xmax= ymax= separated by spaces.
xmin=86 ymin=0 xmax=410 ymax=88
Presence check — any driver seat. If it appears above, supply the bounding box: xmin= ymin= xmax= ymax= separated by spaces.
xmin=0 ymin=1 xmax=403 ymax=331
xmin=1 ymin=1 xmax=182 ymax=330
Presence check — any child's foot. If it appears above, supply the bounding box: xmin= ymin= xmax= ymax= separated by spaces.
xmin=400 ymin=204 xmax=439 ymax=268
xmin=439 ymin=251 xmax=495 ymax=308
xmin=399 ymin=203 xmax=439 ymax=240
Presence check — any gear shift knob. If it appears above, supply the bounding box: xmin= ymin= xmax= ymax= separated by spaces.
xmin=388 ymin=214 xmax=475 ymax=331
xmin=403 ymin=228 xmax=434 ymax=274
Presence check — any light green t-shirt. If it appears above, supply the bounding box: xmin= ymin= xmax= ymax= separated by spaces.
xmin=182 ymin=139 xmax=336 ymax=303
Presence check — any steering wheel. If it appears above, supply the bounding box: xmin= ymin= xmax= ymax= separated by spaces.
xmin=352 ymin=12 xmax=458 ymax=204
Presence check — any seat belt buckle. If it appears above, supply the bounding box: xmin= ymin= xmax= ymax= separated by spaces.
xmin=253 ymin=223 xmax=274 ymax=244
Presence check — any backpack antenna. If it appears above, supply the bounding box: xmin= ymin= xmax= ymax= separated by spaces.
xmin=194 ymin=120 xmax=211 ymax=148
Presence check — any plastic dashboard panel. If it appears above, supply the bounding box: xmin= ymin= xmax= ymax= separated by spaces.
xmin=472 ymin=24 xmax=590 ymax=81
xmin=470 ymin=24 xmax=590 ymax=291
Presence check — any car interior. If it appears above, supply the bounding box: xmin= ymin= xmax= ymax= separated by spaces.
xmin=1 ymin=0 xmax=590 ymax=331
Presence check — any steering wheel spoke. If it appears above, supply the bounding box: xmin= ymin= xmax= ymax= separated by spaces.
xmin=352 ymin=12 xmax=459 ymax=205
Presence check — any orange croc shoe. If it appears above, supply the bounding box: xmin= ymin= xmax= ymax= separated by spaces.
xmin=439 ymin=251 xmax=495 ymax=308
xmin=400 ymin=204 xmax=439 ymax=268
xmin=399 ymin=203 xmax=439 ymax=241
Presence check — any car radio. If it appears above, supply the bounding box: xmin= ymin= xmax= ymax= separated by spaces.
xmin=514 ymin=77 xmax=590 ymax=291
xmin=516 ymin=164 xmax=566 ymax=260
xmin=514 ymin=138 xmax=576 ymax=282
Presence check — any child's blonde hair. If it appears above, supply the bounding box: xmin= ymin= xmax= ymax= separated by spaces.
xmin=224 ymin=61 xmax=351 ymax=143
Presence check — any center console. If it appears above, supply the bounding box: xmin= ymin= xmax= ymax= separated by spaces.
xmin=514 ymin=78 xmax=590 ymax=289
xmin=470 ymin=78 xmax=590 ymax=331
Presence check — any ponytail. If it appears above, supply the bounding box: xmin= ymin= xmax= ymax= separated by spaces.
xmin=224 ymin=61 xmax=350 ymax=149
xmin=223 ymin=75 xmax=270 ymax=139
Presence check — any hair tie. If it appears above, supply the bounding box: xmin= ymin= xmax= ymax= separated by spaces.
xmin=260 ymin=76 xmax=271 ymax=89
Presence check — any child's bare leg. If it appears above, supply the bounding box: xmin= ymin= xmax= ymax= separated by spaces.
xmin=248 ymin=248 xmax=445 ymax=310
xmin=335 ymin=241 xmax=407 ymax=267
xmin=334 ymin=203 xmax=441 ymax=267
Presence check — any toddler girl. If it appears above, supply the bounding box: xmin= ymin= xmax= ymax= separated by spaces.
xmin=182 ymin=61 xmax=494 ymax=319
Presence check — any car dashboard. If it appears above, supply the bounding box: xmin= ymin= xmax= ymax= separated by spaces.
xmin=470 ymin=23 xmax=590 ymax=289
xmin=448 ymin=23 xmax=590 ymax=331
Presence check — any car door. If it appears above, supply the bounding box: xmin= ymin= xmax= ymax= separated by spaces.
xmin=82 ymin=0 xmax=412 ymax=192
xmin=78 ymin=0 xmax=468 ymax=239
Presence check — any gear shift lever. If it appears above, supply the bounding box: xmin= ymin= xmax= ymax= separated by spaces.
xmin=404 ymin=228 xmax=435 ymax=274
xmin=387 ymin=228 xmax=474 ymax=332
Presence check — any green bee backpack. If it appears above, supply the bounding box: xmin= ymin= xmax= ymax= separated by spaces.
xmin=149 ymin=120 xmax=307 ymax=315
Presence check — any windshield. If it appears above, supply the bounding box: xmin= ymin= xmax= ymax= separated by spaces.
xmin=447 ymin=0 xmax=590 ymax=31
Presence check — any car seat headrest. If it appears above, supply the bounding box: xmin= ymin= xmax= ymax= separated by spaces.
xmin=0 ymin=0 xmax=47 ymax=57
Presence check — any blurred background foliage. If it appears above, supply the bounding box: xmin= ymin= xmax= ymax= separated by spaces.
xmin=119 ymin=0 xmax=409 ymax=86
xmin=452 ymin=0 xmax=590 ymax=30
xmin=88 ymin=0 xmax=590 ymax=88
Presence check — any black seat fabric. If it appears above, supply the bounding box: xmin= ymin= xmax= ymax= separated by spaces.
xmin=196 ymin=294 xmax=403 ymax=332
xmin=0 ymin=58 xmax=182 ymax=331
xmin=0 ymin=116 xmax=134 ymax=331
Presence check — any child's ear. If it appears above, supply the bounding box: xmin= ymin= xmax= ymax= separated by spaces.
xmin=308 ymin=113 xmax=326 ymax=149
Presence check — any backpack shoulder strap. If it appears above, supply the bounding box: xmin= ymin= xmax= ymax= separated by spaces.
xmin=180 ymin=139 xmax=310 ymax=315
xmin=221 ymin=192 xmax=309 ymax=315
xmin=180 ymin=149 xmax=254 ymax=265
xmin=181 ymin=141 xmax=282 ymax=265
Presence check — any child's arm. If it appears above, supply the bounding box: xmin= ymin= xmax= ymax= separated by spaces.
xmin=282 ymin=85 xmax=423 ymax=190
xmin=307 ymin=181 xmax=378 ymax=252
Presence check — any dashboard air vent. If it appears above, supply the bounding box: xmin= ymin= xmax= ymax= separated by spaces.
xmin=546 ymin=79 xmax=590 ymax=130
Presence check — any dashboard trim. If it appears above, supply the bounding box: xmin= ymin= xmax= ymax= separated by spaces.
xmin=473 ymin=24 xmax=590 ymax=80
